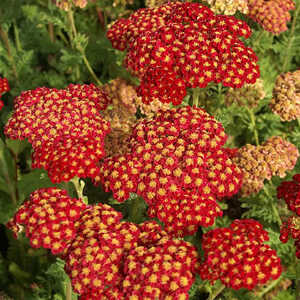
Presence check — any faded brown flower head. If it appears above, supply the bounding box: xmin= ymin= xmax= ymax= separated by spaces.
xmin=145 ymin=0 xmax=175 ymax=8
xmin=203 ymin=0 xmax=248 ymax=15
xmin=233 ymin=136 xmax=299 ymax=196
xmin=270 ymin=70 xmax=300 ymax=121
xmin=102 ymin=78 xmax=169 ymax=156
xmin=54 ymin=0 xmax=88 ymax=11
xmin=225 ymin=78 xmax=265 ymax=108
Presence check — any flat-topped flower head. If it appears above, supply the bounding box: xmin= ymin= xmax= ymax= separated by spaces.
xmin=97 ymin=106 xmax=242 ymax=236
xmin=122 ymin=238 xmax=198 ymax=300
xmin=233 ymin=136 xmax=299 ymax=196
xmin=277 ymin=174 xmax=300 ymax=216
xmin=53 ymin=0 xmax=88 ymax=11
xmin=8 ymin=188 xmax=87 ymax=255
xmin=203 ymin=0 xmax=248 ymax=15
xmin=107 ymin=2 xmax=259 ymax=105
xmin=280 ymin=216 xmax=300 ymax=258
xmin=270 ymin=70 xmax=300 ymax=121
xmin=0 ymin=77 xmax=9 ymax=95
xmin=5 ymin=84 xmax=110 ymax=183
xmin=247 ymin=0 xmax=295 ymax=34
xmin=200 ymin=219 xmax=282 ymax=289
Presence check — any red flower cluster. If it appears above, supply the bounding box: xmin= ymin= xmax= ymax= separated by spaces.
xmin=0 ymin=77 xmax=10 ymax=110
xmin=277 ymin=174 xmax=300 ymax=216
xmin=200 ymin=219 xmax=282 ymax=290
xmin=5 ymin=84 xmax=110 ymax=183
xmin=107 ymin=2 xmax=259 ymax=105
xmin=8 ymin=187 xmax=200 ymax=299
xmin=280 ymin=216 xmax=300 ymax=258
xmin=247 ymin=0 xmax=295 ymax=34
xmin=97 ymin=106 xmax=242 ymax=236
xmin=9 ymin=188 xmax=86 ymax=255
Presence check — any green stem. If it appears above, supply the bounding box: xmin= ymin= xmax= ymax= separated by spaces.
xmin=296 ymin=260 xmax=300 ymax=300
xmin=48 ymin=22 xmax=55 ymax=43
xmin=0 ymin=24 xmax=19 ymax=81
xmin=257 ymin=276 xmax=282 ymax=298
xmin=67 ymin=9 xmax=102 ymax=85
xmin=81 ymin=53 xmax=102 ymax=86
xmin=282 ymin=1 xmax=300 ymax=72
xmin=128 ymin=196 xmax=145 ymax=224
xmin=246 ymin=107 xmax=259 ymax=146
xmin=193 ymin=87 xmax=200 ymax=107
xmin=297 ymin=118 xmax=300 ymax=128
xmin=66 ymin=279 xmax=72 ymax=300
xmin=71 ymin=177 xmax=84 ymax=199
xmin=209 ymin=284 xmax=225 ymax=300
xmin=13 ymin=20 xmax=22 ymax=52
xmin=263 ymin=185 xmax=282 ymax=227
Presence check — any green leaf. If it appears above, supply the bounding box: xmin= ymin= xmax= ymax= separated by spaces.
xmin=0 ymin=191 xmax=15 ymax=224
xmin=17 ymin=169 xmax=56 ymax=203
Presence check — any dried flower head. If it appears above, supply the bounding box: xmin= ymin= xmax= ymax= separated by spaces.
xmin=233 ymin=136 xmax=299 ymax=196
xmin=9 ymin=188 xmax=86 ymax=255
xmin=145 ymin=0 xmax=175 ymax=8
xmin=269 ymin=70 xmax=300 ymax=121
xmin=203 ymin=0 xmax=248 ymax=15
xmin=280 ymin=216 xmax=300 ymax=258
xmin=54 ymin=0 xmax=88 ymax=11
xmin=107 ymin=2 xmax=259 ymax=105
xmin=97 ymin=106 xmax=242 ymax=236
xmin=225 ymin=78 xmax=265 ymax=108
xmin=102 ymin=78 xmax=169 ymax=156
xmin=200 ymin=219 xmax=282 ymax=289
xmin=247 ymin=0 xmax=295 ymax=34
xmin=277 ymin=174 xmax=300 ymax=216
xmin=5 ymin=84 xmax=110 ymax=183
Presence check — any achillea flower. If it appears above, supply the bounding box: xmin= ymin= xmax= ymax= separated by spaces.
xmin=269 ymin=70 xmax=300 ymax=121
xmin=8 ymin=188 xmax=87 ymax=255
xmin=277 ymin=174 xmax=300 ymax=216
xmin=102 ymin=78 xmax=169 ymax=156
xmin=145 ymin=0 xmax=174 ymax=8
xmin=280 ymin=216 xmax=300 ymax=258
xmin=5 ymin=84 xmax=110 ymax=183
xmin=54 ymin=0 xmax=88 ymax=10
xmin=225 ymin=78 xmax=265 ymax=108
xmin=233 ymin=136 xmax=299 ymax=196
xmin=63 ymin=204 xmax=137 ymax=295
xmin=122 ymin=238 xmax=198 ymax=299
xmin=97 ymin=106 xmax=242 ymax=236
xmin=200 ymin=219 xmax=282 ymax=289
xmin=0 ymin=77 xmax=10 ymax=111
xmin=107 ymin=2 xmax=259 ymax=105
xmin=0 ymin=77 xmax=9 ymax=95
xmin=203 ymin=0 xmax=248 ymax=15
xmin=247 ymin=0 xmax=295 ymax=34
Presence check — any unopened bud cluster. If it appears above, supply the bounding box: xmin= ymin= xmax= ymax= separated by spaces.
xmin=233 ymin=136 xmax=299 ymax=196
xmin=203 ymin=0 xmax=248 ymax=15
xmin=269 ymin=70 xmax=300 ymax=121
xmin=225 ymin=78 xmax=265 ymax=108
xmin=247 ymin=0 xmax=295 ymax=34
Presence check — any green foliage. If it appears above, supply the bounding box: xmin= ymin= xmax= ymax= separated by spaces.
xmin=0 ymin=0 xmax=299 ymax=299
